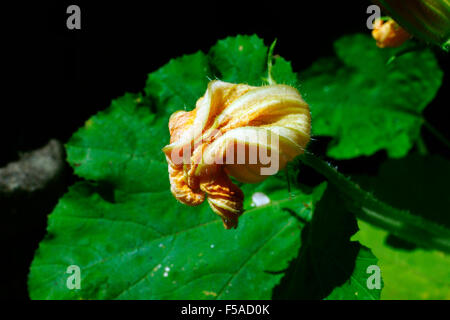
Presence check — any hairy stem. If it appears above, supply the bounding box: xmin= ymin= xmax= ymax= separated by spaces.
xmin=300 ymin=152 xmax=450 ymax=253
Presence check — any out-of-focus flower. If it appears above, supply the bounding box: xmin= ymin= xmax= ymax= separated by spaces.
xmin=163 ymin=80 xmax=311 ymax=229
xmin=372 ymin=18 xmax=412 ymax=48
xmin=373 ymin=0 xmax=450 ymax=50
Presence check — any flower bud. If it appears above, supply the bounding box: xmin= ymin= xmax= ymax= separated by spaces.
xmin=372 ymin=18 xmax=411 ymax=48
xmin=163 ymin=80 xmax=311 ymax=228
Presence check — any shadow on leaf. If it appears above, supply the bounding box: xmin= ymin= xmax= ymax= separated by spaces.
xmin=272 ymin=184 xmax=364 ymax=299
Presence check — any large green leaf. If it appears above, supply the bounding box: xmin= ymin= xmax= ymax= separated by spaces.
xmin=28 ymin=181 xmax=318 ymax=299
xmin=300 ymin=34 xmax=443 ymax=159
xmin=209 ymin=34 xmax=268 ymax=85
xmin=145 ymin=52 xmax=211 ymax=117
xmin=28 ymin=89 xmax=324 ymax=299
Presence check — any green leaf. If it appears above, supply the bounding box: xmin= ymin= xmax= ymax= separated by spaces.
xmin=325 ymin=246 xmax=381 ymax=300
xmin=273 ymin=185 xmax=382 ymax=300
xmin=28 ymin=92 xmax=326 ymax=300
xmin=28 ymin=182 xmax=315 ymax=300
xmin=354 ymin=220 xmax=450 ymax=299
xmin=67 ymin=93 xmax=168 ymax=194
xmin=145 ymin=51 xmax=212 ymax=116
xmin=300 ymin=34 xmax=443 ymax=159
xmin=271 ymin=56 xmax=299 ymax=87
xmin=209 ymin=34 xmax=268 ymax=85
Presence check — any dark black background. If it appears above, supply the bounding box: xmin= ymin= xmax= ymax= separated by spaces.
xmin=7 ymin=0 xmax=449 ymax=165
xmin=3 ymin=0 xmax=449 ymax=299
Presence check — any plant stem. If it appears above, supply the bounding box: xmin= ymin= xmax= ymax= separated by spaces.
xmin=299 ymin=152 xmax=450 ymax=253
xmin=416 ymin=134 xmax=428 ymax=155
xmin=423 ymin=120 xmax=450 ymax=151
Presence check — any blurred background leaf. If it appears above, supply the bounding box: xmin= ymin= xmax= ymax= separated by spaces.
xmin=209 ymin=35 xmax=268 ymax=85
xmin=299 ymin=34 xmax=443 ymax=159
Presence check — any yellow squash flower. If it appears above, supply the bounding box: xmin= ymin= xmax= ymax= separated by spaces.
xmin=163 ymin=80 xmax=311 ymax=229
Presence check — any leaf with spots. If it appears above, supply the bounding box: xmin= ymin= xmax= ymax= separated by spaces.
xmin=28 ymin=90 xmax=326 ymax=299
xmin=208 ymin=34 xmax=268 ymax=85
